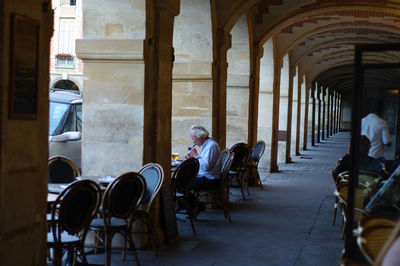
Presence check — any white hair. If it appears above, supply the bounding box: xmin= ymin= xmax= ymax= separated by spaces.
xmin=190 ymin=124 xmax=209 ymax=139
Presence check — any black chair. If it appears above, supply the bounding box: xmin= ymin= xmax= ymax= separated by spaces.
xmin=220 ymin=148 xmax=230 ymax=169
xmin=47 ymin=179 xmax=101 ymax=265
xmin=134 ymin=163 xmax=164 ymax=256
xmin=48 ymin=155 xmax=80 ymax=183
xmin=247 ymin=140 xmax=266 ymax=189
xmin=89 ymin=172 xmax=145 ymax=266
xmin=196 ymin=150 xmax=235 ymax=222
xmin=229 ymin=143 xmax=251 ymax=200
xmin=172 ymin=158 xmax=199 ymax=233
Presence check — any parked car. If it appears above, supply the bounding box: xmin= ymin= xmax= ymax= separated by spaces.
xmin=49 ymin=89 xmax=82 ymax=168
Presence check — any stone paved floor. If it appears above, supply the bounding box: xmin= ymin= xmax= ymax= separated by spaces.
xmin=84 ymin=132 xmax=350 ymax=266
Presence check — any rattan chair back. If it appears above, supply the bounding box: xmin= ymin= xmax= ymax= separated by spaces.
xmin=229 ymin=143 xmax=251 ymax=171
xmin=51 ymin=179 xmax=101 ymax=236
xmin=138 ymin=163 xmax=164 ymax=213
xmin=102 ymin=172 xmax=145 ymax=223
xmin=251 ymin=140 xmax=266 ymax=164
xmin=48 ymin=155 xmax=80 ymax=183
xmin=357 ymin=224 xmax=395 ymax=264
xmin=220 ymin=149 xmax=230 ymax=173
xmin=172 ymin=157 xmax=199 ymax=194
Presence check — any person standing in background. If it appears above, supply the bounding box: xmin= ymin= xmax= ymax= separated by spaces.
xmin=361 ymin=99 xmax=391 ymax=159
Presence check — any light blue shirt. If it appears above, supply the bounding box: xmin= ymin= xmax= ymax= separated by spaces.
xmin=196 ymin=138 xmax=221 ymax=180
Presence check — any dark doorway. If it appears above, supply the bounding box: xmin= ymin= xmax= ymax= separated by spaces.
xmin=53 ymin=79 xmax=79 ymax=91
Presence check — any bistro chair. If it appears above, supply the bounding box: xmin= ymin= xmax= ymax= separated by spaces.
xmin=89 ymin=172 xmax=145 ymax=266
xmin=172 ymin=157 xmax=199 ymax=234
xmin=228 ymin=142 xmax=251 ymax=200
xmin=196 ymin=151 xmax=235 ymax=223
xmin=357 ymin=224 xmax=395 ymax=264
xmin=47 ymin=179 xmax=102 ymax=266
xmin=336 ymin=182 xmax=369 ymax=239
xmin=354 ymin=214 xmax=397 ymax=237
xmin=133 ymin=163 xmax=164 ymax=256
xmin=220 ymin=149 xmax=230 ymax=169
xmin=48 ymin=155 xmax=80 ymax=184
xmin=247 ymin=140 xmax=266 ymax=189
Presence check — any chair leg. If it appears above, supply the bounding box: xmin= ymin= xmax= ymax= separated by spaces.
xmin=237 ymin=175 xmax=246 ymax=201
xmin=105 ymin=232 xmax=112 ymax=266
xmin=147 ymin=219 xmax=159 ymax=256
xmin=223 ymin=203 xmax=232 ymax=223
xmin=126 ymin=231 xmax=141 ymax=266
xmin=332 ymin=196 xmax=338 ymax=225
xmin=183 ymin=195 xmax=196 ymax=234
xmin=256 ymin=171 xmax=263 ymax=190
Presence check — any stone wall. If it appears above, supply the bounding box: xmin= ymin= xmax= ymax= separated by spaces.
xmin=226 ymin=14 xmax=250 ymax=149
xmin=172 ymin=0 xmax=213 ymax=157
xmin=77 ymin=0 xmax=146 ymax=176
xmin=0 ymin=1 xmax=50 ymax=264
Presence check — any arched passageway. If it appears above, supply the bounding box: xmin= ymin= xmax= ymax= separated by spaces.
xmin=2 ymin=0 xmax=400 ymax=264
xmin=52 ymin=79 xmax=79 ymax=91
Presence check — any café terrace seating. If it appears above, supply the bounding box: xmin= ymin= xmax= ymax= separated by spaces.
xmin=196 ymin=150 xmax=235 ymax=223
xmin=334 ymin=181 xmax=369 ymax=239
xmin=89 ymin=172 xmax=145 ymax=266
xmin=247 ymin=140 xmax=266 ymax=189
xmin=48 ymin=155 xmax=80 ymax=184
xmin=47 ymin=179 xmax=102 ymax=265
xmin=228 ymin=142 xmax=251 ymax=200
xmin=172 ymin=157 xmax=200 ymax=234
xmin=134 ymin=163 xmax=165 ymax=256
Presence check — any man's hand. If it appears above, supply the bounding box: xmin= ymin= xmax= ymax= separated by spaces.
xmin=385 ymin=141 xmax=392 ymax=147
xmin=187 ymin=148 xmax=198 ymax=158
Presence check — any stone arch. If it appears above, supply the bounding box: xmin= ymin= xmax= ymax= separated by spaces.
xmin=50 ymin=78 xmax=81 ymax=91
xmin=172 ymin=0 xmax=214 ymax=155
xmin=226 ymin=14 xmax=250 ymax=148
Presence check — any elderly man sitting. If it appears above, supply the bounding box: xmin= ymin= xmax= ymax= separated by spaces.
xmin=185 ymin=125 xmax=222 ymax=212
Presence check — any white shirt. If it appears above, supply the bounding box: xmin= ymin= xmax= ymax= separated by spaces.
xmin=361 ymin=113 xmax=391 ymax=158
xmin=196 ymin=138 xmax=221 ymax=180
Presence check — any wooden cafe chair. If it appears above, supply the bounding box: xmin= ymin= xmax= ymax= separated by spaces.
xmin=48 ymin=155 xmax=80 ymax=184
xmin=228 ymin=142 xmax=251 ymax=200
xmin=89 ymin=172 xmax=145 ymax=266
xmin=133 ymin=162 xmax=164 ymax=256
xmin=196 ymin=150 xmax=235 ymax=223
xmin=172 ymin=157 xmax=199 ymax=233
xmin=47 ymin=179 xmax=101 ymax=265
xmin=247 ymin=140 xmax=266 ymax=189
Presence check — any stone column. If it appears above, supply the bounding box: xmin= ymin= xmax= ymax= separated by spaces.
xmin=326 ymin=88 xmax=330 ymax=139
xmin=338 ymin=93 xmax=342 ymax=132
xmin=295 ymin=75 xmax=303 ymax=155
xmin=311 ymin=83 xmax=316 ymax=146
xmin=248 ymin=44 xmax=263 ymax=147
xmin=143 ymin=1 xmax=180 ymax=181
xmin=212 ymin=29 xmax=232 ymax=149
xmin=270 ymin=37 xmax=282 ymax=173
xmin=317 ymin=85 xmax=321 ymax=143
xmin=333 ymin=90 xmax=337 ymax=134
xmin=285 ymin=65 xmax=295 ymax=163
xmin=143 ymin=0 xmax=180 ymax=245
xmin=303 ymin=80 xmax=311 ymax=150
xmin=322 ymin=87 xmax=326 ymax=140
xmin=335 ymin=91 xmax=339 ymax=133
xmin=330 ymin=90 xmax=334 ymax=136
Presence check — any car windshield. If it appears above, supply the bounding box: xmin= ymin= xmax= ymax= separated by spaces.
xmin=49 ymin=101 xmax=69 ymax=135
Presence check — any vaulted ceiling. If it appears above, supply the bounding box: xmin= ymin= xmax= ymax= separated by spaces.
xmin=216 ymin=0 xmax=400 ymax=95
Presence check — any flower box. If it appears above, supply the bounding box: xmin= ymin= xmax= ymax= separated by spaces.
xmin=55 ymin=53 xmax=73 ymax=60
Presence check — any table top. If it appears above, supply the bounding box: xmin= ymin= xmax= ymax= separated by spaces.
xmin=47 ymin=193 xmax=58 ymax=203
xmin=47 ymin=176 xmax=108 ymax=196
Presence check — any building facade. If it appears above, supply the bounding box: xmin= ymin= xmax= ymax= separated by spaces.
xmin=49 ymin=0 xmax=83 ymax=90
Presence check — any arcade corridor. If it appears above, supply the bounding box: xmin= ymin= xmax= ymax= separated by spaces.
xmin=85 ymin=132 xmax=349 ymax=266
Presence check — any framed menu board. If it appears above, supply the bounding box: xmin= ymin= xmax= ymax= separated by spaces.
xmin=8 ymin=14 xmax=40 ymax=119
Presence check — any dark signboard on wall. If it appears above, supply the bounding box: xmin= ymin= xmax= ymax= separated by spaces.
xmin=8 ymin=14 xmax=39 ymax=119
